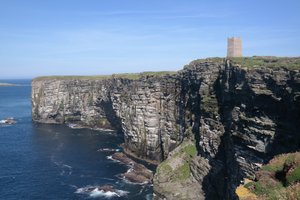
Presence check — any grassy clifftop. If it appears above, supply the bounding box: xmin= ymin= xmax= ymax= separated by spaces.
xmin=33 ymin=71 xmax=177 ymax=81
xmin=231 ymin=56 xmax=300 ymax=70
xmin=33 ymin=57 xmax=300 ymax=81
xmin=188 ymin=56 xmax=300 ymax=70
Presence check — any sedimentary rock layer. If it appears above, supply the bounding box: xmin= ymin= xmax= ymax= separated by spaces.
xmin=32 ymin=74 xmax=180 ymax=162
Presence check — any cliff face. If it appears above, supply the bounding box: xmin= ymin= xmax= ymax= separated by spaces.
xmin=32 ymin=79 xmax=113 ymax=128
xmin=154 ymin=58 xmax=300 ymax=200
xmin=32 ymin=74 xmax=181 ymax=162
xmin=110 ymin=76 xmax=182 ymax=161
xmin=32 ymin=57 xmax=300 ymax=199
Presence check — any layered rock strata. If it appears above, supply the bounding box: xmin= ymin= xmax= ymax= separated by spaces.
xmin=32 ymin=57 xmax=300 ymax=199
xmin=32 ymin=75 xmax=180 ymax=162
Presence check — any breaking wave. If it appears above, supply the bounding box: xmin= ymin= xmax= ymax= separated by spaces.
xmin=75 ymin=185 xmax=129 ymax=198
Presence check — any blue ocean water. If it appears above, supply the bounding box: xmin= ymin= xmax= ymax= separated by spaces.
xmin=0 ymin=80 xmax=153 ymax=200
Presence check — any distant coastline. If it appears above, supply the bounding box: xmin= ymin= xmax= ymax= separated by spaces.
xmin=0 ymin=83 xmax=18 ymax=86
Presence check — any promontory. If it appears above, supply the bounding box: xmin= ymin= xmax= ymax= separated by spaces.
xmin=32 ymin=57 xmax=300 ymax=199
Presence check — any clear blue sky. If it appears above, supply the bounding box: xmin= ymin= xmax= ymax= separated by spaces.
xmin=1 ymin=0 xmax=299 ymax=78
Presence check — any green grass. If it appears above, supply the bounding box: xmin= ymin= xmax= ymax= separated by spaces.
xmin=33 ymin=71 xmax=177 ymax=81
xmin=244 ymin=181 xmax=255 ymax=189
xmin=285 ymin=154 xmax=296 ymax=166
xmin=173 ymin=162 xmax=190 ymax=181
xmin=287 ymin=166 xmax=300 ymax=185
xmin=155 ymin=141 xmax=197 ymax=183
xmin=189 ymin=57 xmax=224 ymax=65
xmin=230 ymin=56 xmax=300 ymax=70
xmin=252 ymin=181 xmax=284 ymax=196
xmin=156 ymin=161 xmax=172 ymax=176
xmin=183 ymin=144 xmax=197 ymax=157
xmin=33 ymin=57 xmax=300 ymax=82
xmin=261 ymin=164 xmax=284 ymax=172
xmin=186 ymin=56 xmax=300 ymax=71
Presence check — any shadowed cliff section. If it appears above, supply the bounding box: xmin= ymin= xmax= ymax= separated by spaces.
xmin=31 ymin=57 xmax=300 ymax=200
xmin=200 ymin=58 xmax=300 ymax=200
xmin=154 ymin=57 xmax=300 ymax=200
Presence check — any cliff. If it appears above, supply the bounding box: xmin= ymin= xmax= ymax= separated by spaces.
xmin=32 ymin=57 xmax=300 ymax=199
xmin=32 ymin=72 xmax=180 ymax=162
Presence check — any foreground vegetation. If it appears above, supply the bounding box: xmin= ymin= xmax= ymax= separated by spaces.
xmin=237 ymin=152 xmax=300 ymax=200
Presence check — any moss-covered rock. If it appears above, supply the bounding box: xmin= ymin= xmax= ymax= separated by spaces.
xmin=153 ymin=140 xmax=203 ymax=200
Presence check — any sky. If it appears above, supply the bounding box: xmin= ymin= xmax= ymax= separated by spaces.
xmin=0 ymin=0 xmax=299 ymax=79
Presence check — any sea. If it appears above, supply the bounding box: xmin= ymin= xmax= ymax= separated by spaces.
xmin=0 ymin=80 xmax=153 ymax=200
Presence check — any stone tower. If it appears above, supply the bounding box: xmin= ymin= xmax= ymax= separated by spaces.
xmin=227 ymin=37 xmax=242 ymax=57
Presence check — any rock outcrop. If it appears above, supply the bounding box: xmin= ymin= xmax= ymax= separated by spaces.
xmin=111 ymin=152 xmax=153 ymax=184
xmin=32 ymin=57 xmax=300 ymax=199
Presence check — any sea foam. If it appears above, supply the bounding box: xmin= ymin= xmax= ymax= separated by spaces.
xmin=75 ymin=185 xmax=129 ymax=198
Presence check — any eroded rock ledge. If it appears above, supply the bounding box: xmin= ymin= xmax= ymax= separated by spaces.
xmin=32 ymin=57 xmax=300 ymax=199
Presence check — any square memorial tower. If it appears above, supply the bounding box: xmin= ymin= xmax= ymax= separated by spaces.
xmin=227 ymin=37 xmax=242 ymax=57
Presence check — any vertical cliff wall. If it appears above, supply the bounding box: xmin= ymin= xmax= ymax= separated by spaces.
xmin=154 ymin=57 xmax=300 ymax=200
xmin=32 ymin=57 xmax=300 ymax=199
xmin=32 ymin=74 xmax=182 ymax=162
xmin=110 ymin=76 xmax=182 ymax=161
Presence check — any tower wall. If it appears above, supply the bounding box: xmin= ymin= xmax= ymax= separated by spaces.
xmin=227 ymin=37 xmax=242 ymax=57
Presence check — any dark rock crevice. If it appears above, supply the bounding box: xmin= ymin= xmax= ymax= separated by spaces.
xmin=95 ymin=94 xmax=122 ymax=133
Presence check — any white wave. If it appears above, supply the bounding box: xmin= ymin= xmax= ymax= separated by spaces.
xmin=106 ymin=156 xmax=120 ymax=163
xmin=106 ymin=155 xmax=112 ymax=160
xmin=75 ymin=185 xmax=129 ymax=198
xmin=67 ymin=123 xmax=84 ymax=129
xmin=62 ymin=164 xmax=72 ymax=170
xmin=93 ymin=127 xmax=115 ymax=132
xmin=126 ymin=168 xmax=133 ymax=173
xmin=90 ymin=188 xmax=119 ymax=198
xmin=117 ymin=174 xmax=149 ymax=185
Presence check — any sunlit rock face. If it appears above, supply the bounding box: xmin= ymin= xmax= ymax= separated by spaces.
xmin=32 ymin=74 xmax=181 ymax=162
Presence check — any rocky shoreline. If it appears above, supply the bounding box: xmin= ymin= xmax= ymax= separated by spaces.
xmin=111 ymin=152 xmax=153 ymax=184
